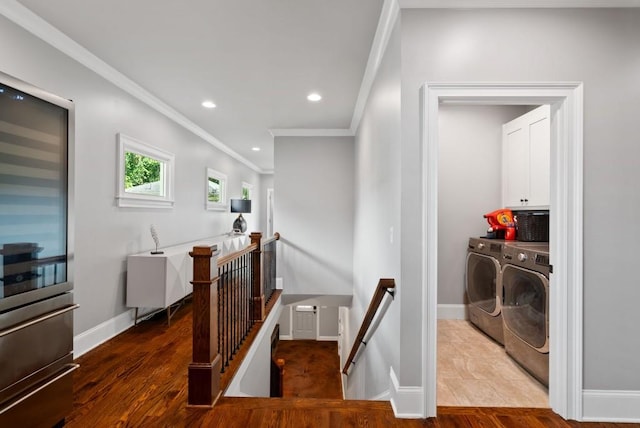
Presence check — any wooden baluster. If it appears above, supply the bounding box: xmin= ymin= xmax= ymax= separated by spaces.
xmin=277 ymin=358 xmax=285 ymax=397
xmin=217 ymin=271 xmax=223 ymax=373
xmin=241 ymin=255 xmax=246 ymax=340
xmin=224 ymin=264 xmax=229 ymax=369
xmin=250 ymin=232 xmax=264 ymax=321
xmin=224 ymin=262 xmax=236 ymax=365
xmin=188 ymin=245 xmax=221 ymax=407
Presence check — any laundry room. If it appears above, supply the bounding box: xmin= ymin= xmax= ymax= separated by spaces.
xmin=436 ymin=103 xmax=551 ymax=407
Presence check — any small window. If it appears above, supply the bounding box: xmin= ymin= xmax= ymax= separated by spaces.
xmin=241 ymin=182 xmax=253 ymax=200
xmin=116 ymin=133 xmax=174 ymax=208
xmin=206 ymin=168 xmax=227 ymax=210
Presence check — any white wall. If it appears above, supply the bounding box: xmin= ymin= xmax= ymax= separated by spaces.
xmin=0 ymin=15 xmax=261 ymax=340
xmin=273 ymin=136 xmax=354 ymax=296
xmin=350 ymin=19 xmax=402 ymax=398
xmin=277 ymin=304 xmax=292 ymax=339
xmin=400 ymin=8 xmax=640 ymax=392
xmin=259 ymin=173 xmax=274 ymax=237
xmin=225 ymin=300 xmax=282 ymax=397
xmin=437 ymin=105 xmax=528 ymax=306
xmin=318 ymin=306 xmax=339 ymax=338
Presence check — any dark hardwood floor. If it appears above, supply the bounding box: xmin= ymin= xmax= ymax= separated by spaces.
xmin=274 ymin=340 xmax=342 ymax=399
xmin=66 ymin=300 xmax=638 ymax=427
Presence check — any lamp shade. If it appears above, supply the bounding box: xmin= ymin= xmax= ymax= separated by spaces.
xmin=230 ymin=199 xmax=251 ymax=213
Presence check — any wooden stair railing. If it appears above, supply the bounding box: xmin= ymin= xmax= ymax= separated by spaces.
xmin=188 ymin=232 xmax=280 ymax=407
xmin=342 ymin=278 xmax=395 ymax=375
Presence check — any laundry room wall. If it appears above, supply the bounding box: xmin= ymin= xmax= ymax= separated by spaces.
xmin=400 ymin=7 xmax=640 ymax=394
xmin=437 ymin=105 xmax=529 ymax=314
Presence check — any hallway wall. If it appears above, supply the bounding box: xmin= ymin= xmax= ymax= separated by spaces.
xmin=400 ymin=7 xmax=640 ymax=392
xmin=351 ymin=18 xmax=402 ymax=399
xmin=0 ymin=15 xmax=261 ymax=344
xmin=273 ymin=136 xmax=354 ymax=297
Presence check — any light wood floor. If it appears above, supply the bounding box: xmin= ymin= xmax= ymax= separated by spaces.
xmin=438 ymin=319 xmax=549 ymax=407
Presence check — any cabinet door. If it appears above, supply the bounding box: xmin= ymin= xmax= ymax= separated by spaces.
xmin=503 ymin=121 xmax=529 ymax=207
xmin=502 ymin=105 xmax=550 ymax=208
xmin=527 ymin=106 xmax=550 ymax=206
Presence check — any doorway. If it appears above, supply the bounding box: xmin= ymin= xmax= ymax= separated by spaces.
xmin=436 ymin=104 xmax=549 ymax=407
xmin=421 ymin=82 xmax=584 ymax=420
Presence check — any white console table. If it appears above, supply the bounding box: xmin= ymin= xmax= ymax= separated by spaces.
xmin=126 ymin=234 xmax=249 ymax=324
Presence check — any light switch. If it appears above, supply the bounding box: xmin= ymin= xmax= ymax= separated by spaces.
xmin=389 ymin=226 xmax=394 ymax=244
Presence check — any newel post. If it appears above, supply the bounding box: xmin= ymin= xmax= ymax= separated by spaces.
xmin=250 ymin=232 xmax=265 ymax=321
xmin=188 ymin=245 xmax=221 ymax=406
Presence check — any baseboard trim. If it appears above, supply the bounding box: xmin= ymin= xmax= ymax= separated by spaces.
xmin=389 ymin=367 xmax=424 ymax=418
xmin=371 ymin=389 xmax=391 ymax=401
xmin=437 ymin=304 xmax=467 ymax=320
xmin=279 ymin=335 xmax=293 ymax=341
xmin=342 ymin=373 xmax=347 ymax=400
xmin=317 ymin=335 xmax=339 ymax=342
xmin=73 ymin=309 xmax=135 ymax=358
xmin=582 ymin=389 xmax=640 ymax=422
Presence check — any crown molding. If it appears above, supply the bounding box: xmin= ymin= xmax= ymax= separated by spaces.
xmin=349 ymin=0 xmax=640 ymax=135
xmin=349 ymin=0 xmax=400 ymax=135
xmin=269 ymin=128 xmax=354 ymax=137
xmin=398 ymin=0 xmax=640 ymax=7
xmin=0 ymin=0 xmax=265 ymax=174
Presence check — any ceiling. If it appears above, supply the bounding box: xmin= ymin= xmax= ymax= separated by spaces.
xmin=8 ymin=0 xmax=640 ymax=172
xmin=13 ymin=0 xmax=385 ymax=172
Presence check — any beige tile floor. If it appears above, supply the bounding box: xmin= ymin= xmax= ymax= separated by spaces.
xmin=437 ymin=319 xmax=549 ymax=407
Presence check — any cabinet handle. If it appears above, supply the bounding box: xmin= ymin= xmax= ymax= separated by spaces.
xmin=0 ymin=304 xmax=79 ymax=338
xmin=0 ymin=364 xmax=79 ymax=414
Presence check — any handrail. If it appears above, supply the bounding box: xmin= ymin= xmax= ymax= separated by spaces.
xmin=217 ymin=242 xmax=258 ymax=267
xmin=342 ymin=278 xmax=395 ymax=375
xmin=262 ymin=232 xmax=280 ymax=247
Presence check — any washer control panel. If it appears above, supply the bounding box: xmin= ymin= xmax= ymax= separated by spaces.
xmin=502 ymin=243 xmax=550 ymax=276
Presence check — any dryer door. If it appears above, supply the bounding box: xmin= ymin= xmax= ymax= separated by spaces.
xmin=502 ymin=265 xmax=549 ymax=352
xmin=465 ymin=253 xmax=501 ymax=316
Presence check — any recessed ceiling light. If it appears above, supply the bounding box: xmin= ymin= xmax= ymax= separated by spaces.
xmin=307 ymin=93 xmax=322 ymax=102
xmin=202 ymin=100 xmax=216 ymax=109
xmin=252 ymin=147 xmax=261 ymax=152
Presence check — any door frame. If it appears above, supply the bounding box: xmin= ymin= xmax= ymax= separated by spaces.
xmin=421 ymin=82 xmax=584 ymax=420
xmin=266 ymin=188 xmax=274 ymax=237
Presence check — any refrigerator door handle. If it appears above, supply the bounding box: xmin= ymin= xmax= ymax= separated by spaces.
xmin=0 ymin=304 xmax=79 ymax=338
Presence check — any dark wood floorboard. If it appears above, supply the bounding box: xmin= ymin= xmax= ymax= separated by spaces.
xmin=274 ymin=340 xmax=342 ymax=399
xmin=66 ymin=299 xmax=639 ymax=427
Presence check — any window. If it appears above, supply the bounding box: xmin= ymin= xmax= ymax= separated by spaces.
xmin=206 ymin=168 xmax=227 ymax=210
xmin=241 ymin=182 xmax=253 ymax=200
xmin=116 ymin=133 xmax=174 ymax=208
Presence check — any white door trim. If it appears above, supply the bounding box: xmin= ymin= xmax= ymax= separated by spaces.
xmin=266 ymin=188 xmax=274 ymax=237
xmin=420 ymin=82 xmax=584 ymax=420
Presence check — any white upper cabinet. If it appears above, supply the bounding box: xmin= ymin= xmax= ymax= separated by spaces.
xmin=502 ymin=105 xmax=550 ymax=209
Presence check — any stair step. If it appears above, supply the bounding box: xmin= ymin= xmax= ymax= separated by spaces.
xmin=216 ymin=397 xmax=393 ymax=411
